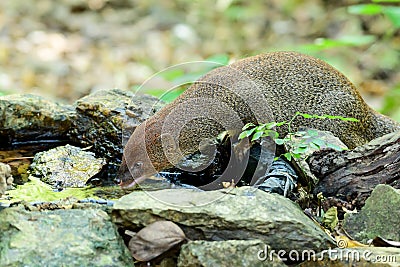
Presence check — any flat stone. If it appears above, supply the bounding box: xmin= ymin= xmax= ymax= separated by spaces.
xmin=29 ymin=144 xmax=106 ymax=187
xmin=112 ymin=187 xmax=333 ymax=253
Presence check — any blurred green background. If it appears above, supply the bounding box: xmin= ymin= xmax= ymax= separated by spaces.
xmin=0 ymin=0 xmax=399 ymax=119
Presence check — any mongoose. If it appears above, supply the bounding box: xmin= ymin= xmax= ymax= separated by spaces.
xmin=117 ymin=51 xmax=400 ymax=188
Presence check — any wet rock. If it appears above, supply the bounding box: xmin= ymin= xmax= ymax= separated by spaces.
xmin=299 ymin=247 xmax=400 ymax=266
xmin=112 ymin=187 xmax=333 ymax=256
xmin=0 ymin=163 xmax=13 ymax=196
xmin=0 ymin=94 xmax=73 ymax=146
xmin=0 ymin=206 xmax=134 ymax=267
xmin=177 ymin=239 xmax=285 ymax=267
xmin=29 ymin=144 xmax=106 ymax=188
xmin=68 ymin=89 xmax=163 ymax=183
xmin=343 ymin=184 xmax=400 ymax=243
xmin=69 ymin=89 xmax=162 ymax=157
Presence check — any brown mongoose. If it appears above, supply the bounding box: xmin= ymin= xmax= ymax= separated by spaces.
xmin=117 ymin=51 xmax=400 ymax=188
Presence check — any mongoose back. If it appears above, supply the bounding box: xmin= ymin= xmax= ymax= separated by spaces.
xmin=118 ymin=51 xmax=400 ymax=188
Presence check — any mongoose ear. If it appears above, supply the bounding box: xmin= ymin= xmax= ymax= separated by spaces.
xmin=160 ymin=133 xmax=178 ymax=153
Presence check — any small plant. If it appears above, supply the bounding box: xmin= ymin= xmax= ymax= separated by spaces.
xmin=239 ymin=112 xmax=359 ymax=161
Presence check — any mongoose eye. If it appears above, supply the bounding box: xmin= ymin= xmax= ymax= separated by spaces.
xmin=134 ymin=161 xmax=143 ymax=169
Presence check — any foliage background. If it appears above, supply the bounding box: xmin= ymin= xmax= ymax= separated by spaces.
xmin=0 ymin=0 xmax=399 ymax=119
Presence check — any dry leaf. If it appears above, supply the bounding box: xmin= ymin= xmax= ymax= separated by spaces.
xmin=128 ymin=220 xmax=186 ymax=261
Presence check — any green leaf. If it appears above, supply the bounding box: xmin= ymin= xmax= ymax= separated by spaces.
xmin=310 ymin=142 xmax=320 ymax=150
xmin=251 ymin=131 xmax=263 ymax=141
xmin=340 ymin=117 xmax=359 ymax=122
xmin=316 ymin=35 xmax=376 ymax=48
xmin=262 ymin=129 xmax=277 ymax=138
xmin=292 ymin=153 xmax=302 ymax=159
xmin=299 ymin=113 xmax=314 ymax=119
xmin=312 ymin=139 xmax=327 ymax=148
xmin=325 ymin=115 xmax=337 ymax=119
xmin=283 ymin=153 xmax=292 ymax=161
xmin=158 ymin=88 xmax=186 ymax=103
xmin=238 ymin=128 xmax=256 ymax=140
xmin=265 ymin=122 xmax=277 ymax=129
xmin=293 ymin=147 xmax=308 ymax=154
xmin=205 ymin=54 xmax=230 ymax=65
xmin=383 ymin=6 xmax=400 ymax=29
xmin=160 ymin=69 xmax=185 ymax=81
xmin=324 ymin=115 xmax=359 ymax=122
xmin=272 ymin=131 xmax=280 ymax=139
xmin=242 ymin=123 xmax=256 ymax=130
xmin=373 ymin=0 xmax=400 ymax=2
xmin=274 ymin=138 xmax=286 ymax=145
xmin=238 ymin=131 xmax=248 ymax=140
xmin=256 ymin=124 xmax=266 ymax=131
xmin=348 ymin=4 xmax=383 ymax=15
xmin=313 ymin=114 xmax=328 ymax=119
xmin=298 ymin=143 xmax=309 ymax=149
xmin=246 ymin=128 xmax=257 ymax=136
xmin=275 ymin=121 xmax=287 ymax=127
xmin=307 ymin=129 xmax=319 ymax=136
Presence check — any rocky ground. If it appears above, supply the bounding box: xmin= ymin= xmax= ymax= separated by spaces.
xmin=0 ymin=90 xmax=399 ymax=266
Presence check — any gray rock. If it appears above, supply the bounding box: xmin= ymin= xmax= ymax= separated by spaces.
xmin=178 ymin=240 xmax=285 ymax=267
xmin=68 ymin=89 xmax=163 ymax=159
xmin=343 ymin=184 xmax=400 ymax=243
xmin=0 ymin=206 xmax=134 ymax=267
xmin=68 ymin=89 xmax=163 ymax=183
xmin=0 ymin=94 xmax=73 ymax=146
xmin=29 ymin=144 xmax=106 ymax=187
xmin=112 ymin=187 xmax=333 ymax=253
xmin=0 ymin=163 xmax=13 ymax=196
xmin=299 ymin=247 xmax=400 ymax=267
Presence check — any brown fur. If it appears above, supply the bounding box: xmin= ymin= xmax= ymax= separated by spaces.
xmin=117 ymin=51 xmax=400 ymax=188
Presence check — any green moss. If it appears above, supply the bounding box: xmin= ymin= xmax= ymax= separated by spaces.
xmin=4 ymin=177 xmax=103 ymax=204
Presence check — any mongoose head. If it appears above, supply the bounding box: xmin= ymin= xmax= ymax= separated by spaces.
xmin=116 ymin=117 xmax=171 ymax=188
